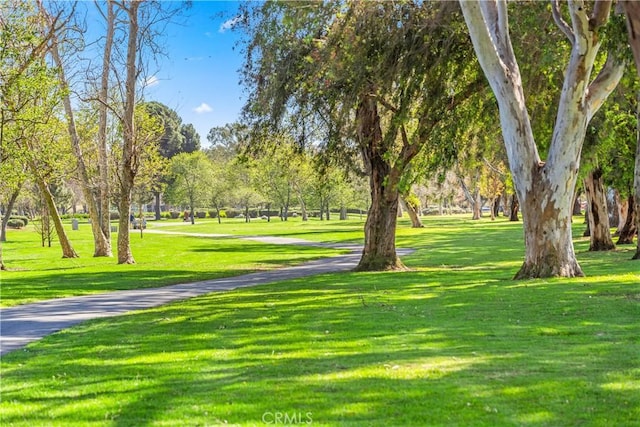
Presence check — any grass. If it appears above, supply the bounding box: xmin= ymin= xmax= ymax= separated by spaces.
xmin=0 ymin=220 xmax=347 ymax=307
xmin=1 ymin=215 xmax=639 ymax=426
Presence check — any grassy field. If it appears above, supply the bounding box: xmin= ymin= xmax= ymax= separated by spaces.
xmin=1 ymin=215 xmax=639 ymax=426
xmin=0 ymin=220 xmax=347 ymax=307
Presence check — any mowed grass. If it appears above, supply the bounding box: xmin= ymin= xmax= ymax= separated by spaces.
xmin=0 ymin=220 xmax=347 ymax=307
xmin=1 ymin=215 xmax=639 ymax=426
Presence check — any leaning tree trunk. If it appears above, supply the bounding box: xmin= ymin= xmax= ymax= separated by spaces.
xmin=400 ymin=196 xmax=424 ymax=228
xmin=1 ymin=187 xmax=20 ymax=242
xmin=35 ymin=178 xmax=78 ymax=259
xmin=355 ymin=95 xmax=404 ymax=271
xmin=584 ymin=169 xmax=615 ymax=251
xmin=616 ymin=196 xmax=637 ymax=244
xmin=43 ymin=3 xmax=112 ymax=257
xmin=460 ymin=0 xmax=624 ymax=278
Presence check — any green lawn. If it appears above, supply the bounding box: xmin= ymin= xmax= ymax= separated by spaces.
xmin=1 ymin=215 xmax=639 ymax=426
xmin=0 ymin=220 xmax=347 ymax=307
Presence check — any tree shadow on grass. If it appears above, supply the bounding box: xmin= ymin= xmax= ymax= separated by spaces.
xmin=2 ymin=265 xmax=638 ymax=426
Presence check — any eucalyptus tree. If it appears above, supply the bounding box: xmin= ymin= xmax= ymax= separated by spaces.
xmin=241 ymin=1 xmax=479 ymax=270
xmin=460 ymin=0 xmax=626 ymax=278
xmin=621 ymin=1 xmax=640 ymax=259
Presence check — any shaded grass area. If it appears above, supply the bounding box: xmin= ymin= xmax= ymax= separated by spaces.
xmin=0 ymin=225 xmax=345 ymax=307
xmin=1 ymin=216 xmax=638 ymax=425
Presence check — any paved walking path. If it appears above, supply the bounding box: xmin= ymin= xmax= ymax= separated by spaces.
xmin=0 ymin=231 xmax=410 ymax=356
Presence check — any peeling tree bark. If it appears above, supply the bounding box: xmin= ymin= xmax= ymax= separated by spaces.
xmin=584 ymin=168 xmax=615 ymax=251
xmin=460 ymin=0 xmax=624 ymax=278
xmin=616 ymin=196 xmax=637 ymax=244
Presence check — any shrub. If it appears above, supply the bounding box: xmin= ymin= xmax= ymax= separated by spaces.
xmin=219 ymin=210 xmax=227 ymax=218
xmin=170 ymin=211 xmax=180 ymax=219
xmin=109 ymin=212 xmax=120 ymax=220
xmin=196 ymin=211 xmax=206 ymax=219
xmin=208 ymin=210 xmax=218 ymax=218
xmin=7 ymin=218 xmax=25 ymax=229
xmin=10 ymin=215 xmax=29 ymax=226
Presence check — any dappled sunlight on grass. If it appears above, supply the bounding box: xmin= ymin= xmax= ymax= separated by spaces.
xmin=1 ymin=215 xmax=639 ymax=425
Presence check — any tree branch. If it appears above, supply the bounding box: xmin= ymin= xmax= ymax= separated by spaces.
xmin=590 ymin=0 xmax=613 ymax=30
xmin=551 ymin=0 xmax=575 ymax=43
xmin=586 ymin=53 xmax=626 ymax=121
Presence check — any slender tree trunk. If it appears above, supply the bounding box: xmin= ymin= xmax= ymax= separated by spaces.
xmin=584 ymin=169 xmax=615 ymax=251
xmin=616 ymin=195 xmax=637 ymax=244
xmin=355 ymin=95 xmax=404 ymax=271
xmin=1 ymin=187 xmax=21 ymax=242
xmin=35 ymin=178 xmax=78 ymax=258
xmin=41 ymin=3 xmax=111 ymax=257
xmin=154 ymin=191 xmax=162 ymax=220
xmin=189 ymin=194 xmax=195 ymax=224
xmin=117 ymin=0 xmax=140 ymax=265
xmin=400 ymin=196 xmax=424 ymax=228
xmin=215 ymin=205 xmax=222 ymax=224
xmin=98 ymin=0 xmax=115 ymax=243
xmin=614 ymin=195 xmax=628 ymax=236
xmin=611 ymin=190 xmax=623 ymax=230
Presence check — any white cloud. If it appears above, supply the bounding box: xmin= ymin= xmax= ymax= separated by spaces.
xmin=219 ymin=16 xmax=240 ymax=33
xmin=144 ymin=75 xmax=159 ymax=88
xmin=194 ymin=102 xmax=213 ymax=114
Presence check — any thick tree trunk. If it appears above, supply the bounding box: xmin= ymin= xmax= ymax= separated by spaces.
xmin=614 ymin=195 xmax=628 ymax=236
xmin=635 ymin=106 xmax=640 ymax=259
xmin=36 ymin=178 xmax=78 ymax=259
xmin=400 ymin=196 xmax=424 ymax=228
xmin=616 ymin=195 xmax=637 ymax=244
xmin=355 ymin=95 xmax=404 ymax=271
xmin=460 ymin=0 xmax=623 ymax=278
xmin=584 ymin=169 xmax=615 ymax=251
xmin=1 ymin=188 xmax=20 ymax=242
xmin=515 ymin=169 xmax=583 ymax=278
xmin=471 ymin=189 xmax=481 ymax=220
xmin=340 ymin=206 xmax=348 ymax=220
xmin=509 ymin=193 xmax=519 ymax=221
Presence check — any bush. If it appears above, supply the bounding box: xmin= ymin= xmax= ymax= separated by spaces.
xmin=7 ymin=218 xmax=25 ymax=229
xmin=10 ymin=215 xmax=29 ymax=226
xmin=208 ymin=210 xmax=218 ymax=218
xmin=170 ymin=211 xmax=180 ymax=219
xmin=110 ymin=212 xmax=120 ymax=220
xmin=196 ymin=211 xmax=206 ymax=219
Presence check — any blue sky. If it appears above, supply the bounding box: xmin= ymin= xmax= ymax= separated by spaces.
xmin=141 ymin=1 xmax=245 ymax=146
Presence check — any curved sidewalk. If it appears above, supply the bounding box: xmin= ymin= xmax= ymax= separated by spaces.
xmin=2 ymin=230 xmax=416 ymax=356
xmin=0 ymin=252 xmax=362 ymax=356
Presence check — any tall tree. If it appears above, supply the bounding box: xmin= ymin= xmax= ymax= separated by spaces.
xmin=242 ymin=1 xmax=478 ymax=271
xmin=38 ymin=0 xmax=113 ymax=257
xmin=460 ymin=0 xmax=626 ymax=278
